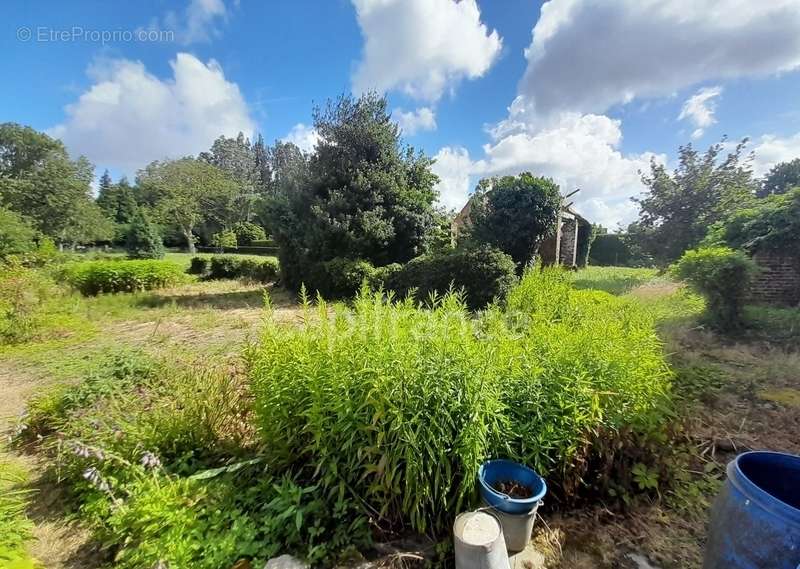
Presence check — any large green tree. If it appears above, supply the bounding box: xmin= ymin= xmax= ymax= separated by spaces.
xmin=759 ymin=158 xmax=800 ymax=198
xmin=136 ymin=158 xmax=239 ymax=253
xmin=199 ymin=133 xmax=261 ymax=224
xmin=0 ymin=123 xmax=110 ymax=247
xmin=265 ymin=93 xmax=439 ymax=288
xmin=630 ymin=139 xmax=757 ymax=264
xmin=465 ymin=173 xmax=561 ymax=270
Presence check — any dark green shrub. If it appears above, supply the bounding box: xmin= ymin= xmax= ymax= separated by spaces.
xmin=305 ymin=258 xmax=376 ymax=299
xmin=207 ymin=256 xmax=279 ymax=283
xmin=208 ymin=256 xmax=242 ymax=279
xmin=386 ymin=246 xmax=517 ymax=310
xmin=125 ymin=211 xmax=165 ymax=260
xmin=187 ymin=256 xmax=210 ymax=275
xmin=238 ymin=258 xmax=279 ymax=283
xmin=465 ymin=173 xmax=561 ymax=270
xmin=63 ymin=260 xmax=186 ymax=295
xmin=589 ymin=234 xmax=632 ymax=266
xmin=231 ymin=221 xmax=267 ymax=246
xmin=671 ymin=247 xmax=758 ymax=331
xmin=368 ymin=263 xmax=403 ymax=290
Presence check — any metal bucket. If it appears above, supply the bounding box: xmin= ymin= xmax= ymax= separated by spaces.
xmin=453 ymin=510 xmax=511 ymax=569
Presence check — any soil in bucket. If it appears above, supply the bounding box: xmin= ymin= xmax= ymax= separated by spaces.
xmin=491 ymin=479 xmax=534 ymax=499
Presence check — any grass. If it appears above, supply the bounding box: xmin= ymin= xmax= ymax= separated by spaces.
xmin=570 ymin=266 xmax=659 ymax=295
xmin=0 ymin=457 xmax=37 ymax=568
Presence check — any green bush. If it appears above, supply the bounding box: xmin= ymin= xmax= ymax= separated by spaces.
xmin=0 ymin=206 xmax=38 ymax=259
xmin=188 ymin=256 xmax=210 ymax=275
xmin=231 ymin=222 xmax=267 ymax=246
xmin=0 ymin=261 xmax=63 ymax=344
xmin=0 ymin=459 xmax=36 ymax=567
xmin=305 ymin=258 xmax=376 ymax=299
xmin=368 ymin=263 xmax=403 ymax=291
xmin=207 ymin=256 xmax=279 ymax=283
xmin=589 ymin=234 xmax=632 ymax=266
xmin=63 ymin=259 xmax=186 ymax=295
xmin=124 ymin=210 xmax=164 ymax=259
xmin=386 ymin=245 xmax=517 ymax=310
xmin=671 ymin=247 xmax=758 ymax=331
xmin=248 ymin=280 xmax=671 ymax=533
xmin=211 ymin=230 xmax=238 ymax=249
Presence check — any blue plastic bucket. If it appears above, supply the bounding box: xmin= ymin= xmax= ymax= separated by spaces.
xmin=704 ymin=451 xmax=800 ymax=568
xmin=478 ymin=459 xmax=546 ymax=515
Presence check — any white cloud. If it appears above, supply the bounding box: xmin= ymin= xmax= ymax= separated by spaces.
xmin=434 ymin=113 xmax=663 ymax=227
xmin=162 ymin=0 xmax=228 ymax=44
xmin=351 ymin=0 xmax=502 ymax=102
xmin=751 ymin=132 xmax=800 ymax=176
xmin=283 ymin=123 xmax=320 ymax=154
xmin=49 ymin=53 xmax=254 ymax=175
xmin=520 ymin=0 xmax=800 ymax=116
xmin=392 ymin=107 xmax=437 ymax=136
xmin=678 ymin=86 xmax=723 ymax=139
xmin=432 ymin=146 xmax=476 ymax=210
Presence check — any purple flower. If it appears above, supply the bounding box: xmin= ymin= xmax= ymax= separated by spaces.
xmin=140 ymin=451 xmax=162 ymax=470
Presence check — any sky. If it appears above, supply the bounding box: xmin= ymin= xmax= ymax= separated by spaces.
xmin=3 ymin=0 xmax=800 ymax=229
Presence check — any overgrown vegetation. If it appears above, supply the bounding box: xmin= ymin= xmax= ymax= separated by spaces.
xmin=0 ymin=459 xmax=36 ymax=568
xmin=248 ymin=270 xmax=671 ymax=535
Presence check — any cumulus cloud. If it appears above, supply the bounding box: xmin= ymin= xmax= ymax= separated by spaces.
xmin=392 ymin=107 xmax=437 ymax=136
xmin=678 ymin=86 xmax=723 ymax=139
xmin=161 ymin=0 xmax=229 ymax=44
xmin=283 ymin=123 xmax=320 ymax=154
xmin=751 ymin=132 xmax=800 ymax=176
xmin=49 ymin=53 xmax=254 ymax=174
xmin=351 ymin=0 xmax=502 ymax=102
xmin=520 ymin=0 xmax=800 ymax=116
xmin=433 ymin=113 xmax=663 ymax=227
xmin=432 ymin=146 xmax=476 ymax=210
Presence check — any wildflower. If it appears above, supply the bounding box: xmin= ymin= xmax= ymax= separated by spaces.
xmin=140 ymin=451 xmax=162 ymax=470
xmin=83 ymin=466 xmax=102 ymax=485
xmin=72 ymin=441 xmax=91 ymax=458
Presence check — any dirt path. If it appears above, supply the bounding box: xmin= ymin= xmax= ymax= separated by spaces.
xmin=0 ymin=361 xmax=101 ymax=568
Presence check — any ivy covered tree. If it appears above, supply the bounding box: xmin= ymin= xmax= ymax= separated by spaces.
xmin=265 ymin=93 xmax=439 ymax=289
xmin=630 ymin=139 xmax=758 ymax=264
xmin=759 ymin=158 xmax=800 ymax=198
xmin=465 ymin=173 xmax=561 ymax=270
xmin=125 ymin=209 xmax=164 ymax=259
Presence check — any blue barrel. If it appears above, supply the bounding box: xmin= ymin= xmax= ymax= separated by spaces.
xmin=704 ymin=451 xmax=800 ymax=568
xmin=478 ymin=459 xmax=546 ymax=515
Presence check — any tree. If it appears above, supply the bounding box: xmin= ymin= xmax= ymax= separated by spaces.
xmin=631 ymin=139 xmax=757 ymax=264
xmin=265 ymin=93 xmax=439 ymax=289
xmin=199 ymin=133 xmax=260 ymax=223
xmin=125 ymin=210 xmax=164 ymax=259
xmin=136 ymin=158 xmax=239 ymax=253
xmin=0 ymin=206 xmax=38 ymax=257
xmin=759 ymin=158 xmax=800 ymax=197
xmin=465 ymin=173 xmax=561 ymax=270
xmin=231 ymin=221 xmax=266 ymax=245
xmin=0 ymin=124 xmax=108 ymax=247
xmin=96 ymin=169 xmax=115 ymax=216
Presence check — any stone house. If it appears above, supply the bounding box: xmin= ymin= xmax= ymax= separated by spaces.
xmin=451 ymin=194 xmax=593 ymax=268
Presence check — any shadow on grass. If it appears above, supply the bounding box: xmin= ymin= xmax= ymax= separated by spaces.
xmin=135 ymin=285 xmax=298 ymax=311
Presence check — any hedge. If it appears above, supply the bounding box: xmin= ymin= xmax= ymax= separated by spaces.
xmin=386 ymin=246 xmax=517 ymax=310
xmin=206 ymin=256 xmax=279 ymax=283
xmin=63 ymin=260 xmax=186 ymax=295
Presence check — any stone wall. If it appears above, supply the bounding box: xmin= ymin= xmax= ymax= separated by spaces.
xmin=559 ymin=218 xmax=578 ymax=266
xmin=749 ymin=252 xmax=800 ymax=306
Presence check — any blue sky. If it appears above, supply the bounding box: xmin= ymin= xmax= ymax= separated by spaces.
xmin=3 ymin=0 xmax=800 ymax=227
